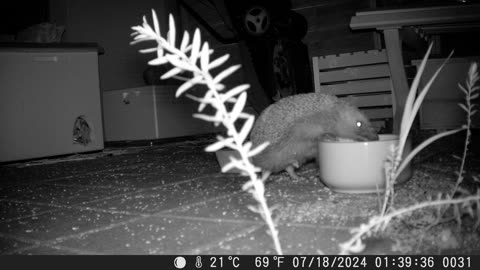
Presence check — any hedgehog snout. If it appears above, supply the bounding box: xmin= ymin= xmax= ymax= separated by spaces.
xmin=356 ymin=126 xmax=379 ymax=141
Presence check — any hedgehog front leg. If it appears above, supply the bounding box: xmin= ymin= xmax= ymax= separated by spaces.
xmin=286 ymin=165 xmax=300 ymax=180
xmin=261 ymin=170 xmax=272 ymax=182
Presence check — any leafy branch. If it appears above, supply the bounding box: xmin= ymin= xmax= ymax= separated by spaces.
xmin=131 ymin=10 xmax=282 ymax=254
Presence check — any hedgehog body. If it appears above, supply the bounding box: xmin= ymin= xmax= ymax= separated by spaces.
xmin=250 ymin=93 xmax=378 ymax=178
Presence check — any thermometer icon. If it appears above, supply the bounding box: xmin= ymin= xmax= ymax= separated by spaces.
xmin=195 ymin=256 xmax=202 ymax=268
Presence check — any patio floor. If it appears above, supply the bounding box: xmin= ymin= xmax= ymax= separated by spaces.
xmin=1 ymin=132 xmax=479 ymax=255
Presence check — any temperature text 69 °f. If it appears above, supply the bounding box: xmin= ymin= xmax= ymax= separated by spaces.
xmin=255 ymin=256 xmax=286 ymax=268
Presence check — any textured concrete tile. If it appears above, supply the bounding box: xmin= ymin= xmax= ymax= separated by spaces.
xmin=0 ymin=154 xmax=156 ymax=184
xmin=169 ymin=191 xmax=262 ymax=222
xmin=198 ymin=223 xmax=352 ymax=255
xmin=56 ymin=216 xmax=250 ymax=254
xmin=83 ymin=175 xmax=245 ymax=214
xmin=259 ymin=168 xmax=379 ymax=227
xmin=0 ymin=165 xmax=79 ymax=183
xmin=105 ymin=152 xmax=220 ymax=176
xmin=48 ymin=172 xmax=173 ymax=189
xmin=0 ymin=208 xmax=136 ymax=242
xmin=0 ymin=201 xmax=60 ymax=222
xmin=14 ymin=245 xmax=82 ymax=255
xmin=0 ymin=237 xmax=32 ymax=254
xmin=278 ymin=225 xmax=352 ymax=255
xmin=0 ymin=184 xmax=133 ymax=206
xmin=0 ymin=183 xmax=29 ymax=200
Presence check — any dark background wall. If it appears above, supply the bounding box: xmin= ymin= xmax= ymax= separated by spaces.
xmin=0 ymin=0 xmax=49 ymax=35
xmin=293 ymin=0 xmax=375 ymax=57
xmin=48 ymin=0 xmax=180 ymax=91
xmin=0 ymin=0 xmax=378 ymax=92
xmin=6 ymin=0 xmax=476 ymax=93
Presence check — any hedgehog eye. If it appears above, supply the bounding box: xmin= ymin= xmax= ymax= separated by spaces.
xmin=356 ymin=121 xmax=363 ymax=128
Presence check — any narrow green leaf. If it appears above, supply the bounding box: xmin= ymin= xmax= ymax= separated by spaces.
xmin=458 ymin=83 xmax=468 ymax=94
xmin=165 ymin=54 xmax=192 ymax=71
xmin=156 ymin=45 xmax=164 ymax=59
xmin=180 ymin=31 xmax=190 ymax=52
xmin=193 ymin=113 xmax=220 ymax=123
xmin=176 ymin=76 xmax=203 ymax=97
xmin=230 ymin=92 xmax=247 ymax=123
xmin=224 ymin=97 xmax=238 ymax=103
xmin=213 ymin=65 xmax=241 ymax=84
xmin=238 ymin=115 xmax=254 ymax=144
xmin=222 ymin=84 xmax=250 ymax=103
xmin=190 ymin=29 xmax=201 ymax=63
xmin=198 ymin=90 xmax=215 ymax=112
xmin=399 ymin=43 xmax=434 ymax=146
xmin=205 ymin=138 xmax=234 ymax=152
xmin=152 ymin=9 xmax=160 ymax=35
xmin=161 ymin=67 xmax=183 ymax=79
xmin=248 ymin=142 xmax=270 ymax=157
xmin=405 ymin=44 xmax=433 ymax=117
xmin=208 ymin=53 xmax=230 ymax=70
xmin=200 ymin=42 xmax=210 ymax=71
xmin=168 ymin=14 xmax=176 ymax=46
xmin=242 ymin=141 xmax=252 ymax=153
xmin=184 ymin=94 xmax=202 ymax=102
xmin=458 ymin=103 xmax=469 ymax=112
xmin=221 ymin=157 xmax=242 ymax=173
xmin=407 ymin=51 xmax=452 ymax=142
xmin=141 ymin=19 xmax=157 ymax=37
xmin=149 ymin=57 xmax=168 ymax=66
xmin=139 ymin=47 xmax=158 ymax=54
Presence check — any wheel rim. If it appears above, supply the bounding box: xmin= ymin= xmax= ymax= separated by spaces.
xmin=244 ymin=6 xmax=270 ymax=35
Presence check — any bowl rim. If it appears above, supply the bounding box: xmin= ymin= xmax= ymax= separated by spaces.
xmin=318 ymin=134 xmax=399 ymax=144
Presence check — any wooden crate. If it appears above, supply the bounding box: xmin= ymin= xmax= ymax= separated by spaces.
xmin=411 ymin=57 xmax=480 ymax=130
xmin=312 ymin=49 xmax=394 ymax=131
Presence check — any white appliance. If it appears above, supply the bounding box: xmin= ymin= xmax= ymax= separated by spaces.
xmin=0 ymin=45 xmax=104 ymax=162
xmin=102 ymin=85 xmax=215 ymax=142
xmin=412 ymin=57 xmax=480 ymax=130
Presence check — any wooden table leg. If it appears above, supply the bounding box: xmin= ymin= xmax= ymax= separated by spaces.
xmin=383 ymin=28 xmax=410 ymax=134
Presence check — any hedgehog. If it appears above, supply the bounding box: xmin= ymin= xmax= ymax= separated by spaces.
xmin=250 ymin=92 xmax=379 ymax=180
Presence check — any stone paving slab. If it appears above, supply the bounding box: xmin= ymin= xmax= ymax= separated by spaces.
xmin=0 ymin=133 xmax=479 ymax=255
xmin=0 ymin=184 xmax=134 ymax=206
xmin=0 ymin=207 xmax=138 ymax=243
xmin=82 ymin=175 xmax=245 ymax=215
xmin=55 ymin=215 xmax=252 ymax=255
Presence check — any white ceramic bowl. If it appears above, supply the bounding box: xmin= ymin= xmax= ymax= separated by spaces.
xmin=317 ymin=134 xmax=412 ymax=193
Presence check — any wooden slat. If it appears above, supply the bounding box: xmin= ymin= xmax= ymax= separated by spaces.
xmin=384 ymin=28 xmax=409 ymax=134
xmin=350 ymin=4 xmax=480 ymax=30
xmin=362 ymin=107 xmax=393 ymax=120
xmin=340 ymin=94 xmax=393 ymax=107
xmin=312 ymin=49 xmax=394 ymax=115
xmin=317 ymin=64 xmax=390 ymax=83
xmin=313 ymin=49 xmax=387 ymax=70
xmin=312 ymin=56 xmax=321 ymax=92
xmin=371 ymin=120 xmax=386 ymax=130
xmin=317 ymin=78 xmax=392 ymax=95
